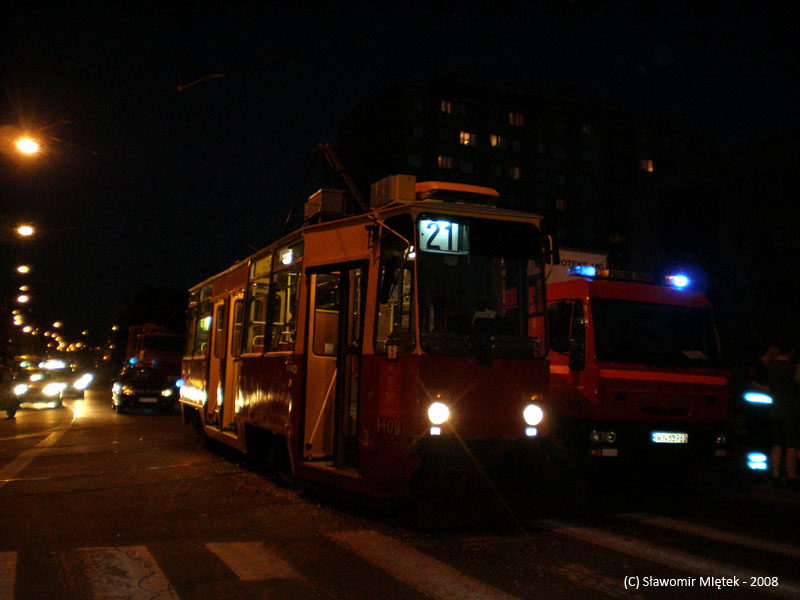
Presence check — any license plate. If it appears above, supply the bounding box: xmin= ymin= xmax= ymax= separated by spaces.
xmin=651 ymin=431 xmax=689 ymax=444
xmin=139 ymin=397 xmax=158 ymax=403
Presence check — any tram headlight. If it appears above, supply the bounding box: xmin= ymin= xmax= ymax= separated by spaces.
xmin=523 ymin=403 xmax=544 ymax=426
xmin=427 ymin=402 xmax=450 ymax=425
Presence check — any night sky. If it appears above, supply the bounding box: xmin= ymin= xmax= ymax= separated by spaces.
xmin=2 ymin=3 xmax=798 ymax=348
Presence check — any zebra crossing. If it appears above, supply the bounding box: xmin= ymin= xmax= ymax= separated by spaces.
xmin=2 ymin=515 xmax=800 ymax=599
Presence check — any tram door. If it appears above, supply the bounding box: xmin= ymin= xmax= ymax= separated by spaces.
xmin=207 ymin=294 xmax=243 ymax=431
xmin=304 ymin=264 xmax=364 ymax=471
xmin=221 ymin=294 xmax=244 ymax=431
xmin=207 ymin=300 xmax=227 ymax=426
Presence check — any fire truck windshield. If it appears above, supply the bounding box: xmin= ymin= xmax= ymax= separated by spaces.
xmin=591 ymin=298 xmax=721 ymax=365
xmin=417 ymin=219 xmax=545 ymax=359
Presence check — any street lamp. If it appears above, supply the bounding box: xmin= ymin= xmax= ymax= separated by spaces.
xmin=16 ymin=224 xmax=35 ymax=237
xmin=15 ymin=138 xmax=39 ymax=155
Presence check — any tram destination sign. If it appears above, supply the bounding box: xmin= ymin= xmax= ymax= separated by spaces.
xmin=418 ymin=218 xmax=468 ymax=255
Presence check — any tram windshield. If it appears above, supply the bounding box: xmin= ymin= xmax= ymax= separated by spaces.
xmin=417 ymin=217 xmax=546 ymax=359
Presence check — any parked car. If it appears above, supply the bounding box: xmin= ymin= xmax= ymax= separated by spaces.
xmin=112 ymin=363 xmax=177 ymax=413
xmin=1 ymin=366 xmax=20 ymax=418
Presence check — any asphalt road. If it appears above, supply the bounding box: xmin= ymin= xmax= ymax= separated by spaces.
xmin=1 ymin=389 xmax=799 ymax=599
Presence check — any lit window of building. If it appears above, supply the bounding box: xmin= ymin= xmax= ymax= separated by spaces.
xmin=441 ymin=99 xmax=453 ymax=114
xmin=508 ymin=166 xmax=521 ymax=180
xmin=639 ymin=158 xmax=654 ymax=173
xmin=508 ymin=112 xmax=525 ymax=126
xmin=490 ymin=134 xmax=507 ymax=148
xmin=459 ymin=131 xmax=476 ymax=146
xmin=438 ymin=155 xmax=455 ymax=170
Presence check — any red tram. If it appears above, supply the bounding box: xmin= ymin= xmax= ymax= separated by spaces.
xmin=180 ymin=175 xmax=551 ymax=499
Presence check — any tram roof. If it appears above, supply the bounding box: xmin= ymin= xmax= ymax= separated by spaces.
xmin=188 ymin=196 xmax=544 ymax=294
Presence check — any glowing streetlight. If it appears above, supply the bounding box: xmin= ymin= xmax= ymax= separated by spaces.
xmin=16 ymin=265 xmax=30 ymax=274
xmin=16 ymin=294 xmax=30 ymax=304
xmin=15 ymin=138 xmax=40 ymax=155
xmin=16 ymin=224 xmax=35 ymax=237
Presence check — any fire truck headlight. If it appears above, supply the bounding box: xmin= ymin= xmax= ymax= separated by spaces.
xmin=427 ymin=402 xmax=450 ymax=425
xmin=523 ymin=403 xmax=544 ymax=426
xmin=14 ymin=384 xmax=29 ymax=396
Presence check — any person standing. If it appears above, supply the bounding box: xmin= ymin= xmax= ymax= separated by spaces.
xmin=767 ymin=343 xmax=800 ymax=488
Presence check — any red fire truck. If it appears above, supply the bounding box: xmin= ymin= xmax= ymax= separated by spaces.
xmin=547 ymin=266 xmax=730 ymax=462
xmin=179 ymin=174 xmax=552 ymax=499
xmin=126 ymin=323 xmax=183 ymax=382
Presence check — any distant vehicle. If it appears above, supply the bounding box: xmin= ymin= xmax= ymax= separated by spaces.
xmin=112 ymin=363 xmax=178 ymax=414
xmin=1 ymin=366 xmax=20 ymax=418
xmin=126 ymin=324 xmax=183 ymax=385
xmin=9 ymin=360 xmax=94 ymax=409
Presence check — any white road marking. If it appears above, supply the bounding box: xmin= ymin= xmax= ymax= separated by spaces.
xmin=540 ymin=519 xmax=800 ymax=599
xmin=206 ymin=541 xmax=300 ymax=580
xmin=0 ymin=552 xmax=16 ymax=600
xmin=551 ymin=563 xmax=631 ymax=599
xmin=621 ymin=513 xmax=800 ymax=560
xmin=0 ymin=408 xmax=75 ymax=489
xmin=329 ymin=529 xmax=520 ymax=600
xmin=78 ymin=546 xmax=178 ymax=600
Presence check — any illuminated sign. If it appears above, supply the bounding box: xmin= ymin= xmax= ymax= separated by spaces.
xmin=418 ymin=219 xmax=468 ymax=255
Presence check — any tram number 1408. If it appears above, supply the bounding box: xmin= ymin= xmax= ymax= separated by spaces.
xmin=377 ymin=417 xmax=401 ymax=435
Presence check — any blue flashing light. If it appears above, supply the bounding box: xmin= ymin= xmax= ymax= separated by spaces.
xmin=743 ymin=391 xmax=773 ymax=405
xmin=568 ymin=265 xmax=597 ymax=278
xmin=525 ymin=427 xmax=539 ymax=437
xmin=747 ymin=452 xmax=769 ymax=471
xmin=666 ymin=274 xmax=690 ymax=289
xmin=175 ymin=379 xmax=184 ymax=388
xmin=129 ymin=357 xmax=138 ymax=365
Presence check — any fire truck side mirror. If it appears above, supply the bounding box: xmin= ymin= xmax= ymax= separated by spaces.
xmin=568 ymin=339 xmax=585 ymax=372
xmin=542 ymin=234 xmax=559 ymax=266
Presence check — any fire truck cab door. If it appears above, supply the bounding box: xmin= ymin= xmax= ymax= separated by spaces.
xmin=304 ymin=263 xmax=365 ymax=471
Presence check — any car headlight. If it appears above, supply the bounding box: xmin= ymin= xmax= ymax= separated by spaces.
xmin=43 ymin=382 xmax=68 ymax=397
xmin=427 ymin=402 xmax=450 ymax=425
xmin=74 ymin=373 xmax=94 ymax=390
xmin=14 ymin=384 xmax=29 ymax=396
xmin=112 ymin=382 xmax=121 ymax=393
xmin=162 ymin=388 xmax=173 ymax=397
xmin=523 ymin=403 xmax=544 ymax=426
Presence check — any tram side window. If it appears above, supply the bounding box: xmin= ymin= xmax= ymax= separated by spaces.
xmin=184 ymin=305 xmax=197 ymax=357
xmin=375 ymin=263 xmax=414 ymax=353
xmin=194 ymin=301 xmax=212 ymax=356
xmin=269 ymin=244 xmax=303 ymax=351
xmin=231 ymin=299 xmax=244 ymax=358
xmin=244 ymin=254 xmax=272 ymax=354
xmin=213 ymin=303 xmax=227 ymax=359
